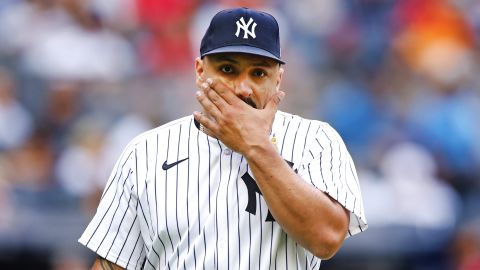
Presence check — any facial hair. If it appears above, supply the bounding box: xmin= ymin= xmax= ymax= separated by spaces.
xmin=242 ymin=97 xmax=257 ymax=109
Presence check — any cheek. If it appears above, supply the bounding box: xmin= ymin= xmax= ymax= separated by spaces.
xmin=201 ymin=69 xmax=214 ymax=80
xmin=217 ymin=76 xmax=235 ymax=90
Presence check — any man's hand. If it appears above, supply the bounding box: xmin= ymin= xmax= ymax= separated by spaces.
xmin=194 ymin=78 xmax=284 ymax=156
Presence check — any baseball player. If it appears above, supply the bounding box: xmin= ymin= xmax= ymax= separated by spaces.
xmin=79 ymin=7 xmax=367 ymax=270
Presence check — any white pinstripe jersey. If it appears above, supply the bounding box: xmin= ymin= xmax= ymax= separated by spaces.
xmin=79 ymin=111 xmax=367 ymax=270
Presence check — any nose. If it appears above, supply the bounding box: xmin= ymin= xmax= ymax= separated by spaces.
xmin=235 ymin=79 xmax=253 ymax=98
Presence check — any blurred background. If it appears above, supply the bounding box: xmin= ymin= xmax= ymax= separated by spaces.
xmin=0 ymin=0 xmax=479 ymax=269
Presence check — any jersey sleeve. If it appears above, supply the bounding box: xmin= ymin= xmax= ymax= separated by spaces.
xmin=79 ymin=141 xmax=146 ymax=270
xmin=297 ymin=123 xmax=368 ymax=237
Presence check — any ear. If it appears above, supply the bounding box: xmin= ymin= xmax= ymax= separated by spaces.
xmin=195 ymin=57 xmax=204 ymax=86
xmin=276 ymin=67 xmax=284 ymax=91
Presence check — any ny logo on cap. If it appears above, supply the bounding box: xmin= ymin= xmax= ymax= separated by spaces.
xmin=235 ymin=17 xmax=257 ymax=39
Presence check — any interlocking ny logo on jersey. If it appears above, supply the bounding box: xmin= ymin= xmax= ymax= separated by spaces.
xmin=235 ymin=17 xmax=257 ymax=39
xmin=241 ymin=160 xmax=297 ymax=222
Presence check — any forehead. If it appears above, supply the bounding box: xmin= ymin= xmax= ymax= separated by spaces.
xmin=205 ymin=53 xmax=280 ymax=67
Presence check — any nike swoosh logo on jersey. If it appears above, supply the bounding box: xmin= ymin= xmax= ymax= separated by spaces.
xmin=162 ymin=157 xmax=189 ymax=170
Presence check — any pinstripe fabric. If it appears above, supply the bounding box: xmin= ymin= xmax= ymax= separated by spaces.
xmin=79 ymin=111 xmax=367 ymax=270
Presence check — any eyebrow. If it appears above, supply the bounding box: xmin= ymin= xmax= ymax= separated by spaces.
xmin=252 ymin=60 xmax=273 ymax=67
xmin=209 ymin=55 xmax=274 ymax=67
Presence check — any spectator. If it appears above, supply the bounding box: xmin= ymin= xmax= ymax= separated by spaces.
xmin=0 ymin=67 xmax=33 ymax=150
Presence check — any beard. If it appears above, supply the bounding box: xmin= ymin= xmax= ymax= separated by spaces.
xmin=242 ymin=97 xmax=257 ymax=109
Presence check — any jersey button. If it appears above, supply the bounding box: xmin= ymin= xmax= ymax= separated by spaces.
xmin=224 ymin=149 xmax=232 ymax=155
xmin=219 ymin=239 xmax=227 ymax=249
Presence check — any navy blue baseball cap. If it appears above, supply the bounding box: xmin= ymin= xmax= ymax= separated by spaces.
xmin=200 ymin=7 xmax=285 ymax=64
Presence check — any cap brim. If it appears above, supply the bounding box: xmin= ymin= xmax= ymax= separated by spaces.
xmin=202 ymin=45 xmax=285 ymax=64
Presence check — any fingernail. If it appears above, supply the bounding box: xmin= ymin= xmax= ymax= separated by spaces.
xmin=201 ymin=82 xmax=208 ymax=89
xmin=206 ymin=78 xmax=213 ymax=85
xmin=196 ymin=91 xmax=202 ymax=97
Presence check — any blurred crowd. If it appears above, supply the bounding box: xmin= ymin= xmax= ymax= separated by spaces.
xmin=0 ymin=0 xmax=479 ymax=269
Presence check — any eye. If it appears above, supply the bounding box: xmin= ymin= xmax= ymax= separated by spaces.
xmin=220 ymin=65 xmax=234 ymax=74
xmin=252 ymin=69 xmax=266 ymax=77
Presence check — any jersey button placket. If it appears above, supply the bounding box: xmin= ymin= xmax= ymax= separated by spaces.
xmin=218 ymin=238 xmax=227 ymax=249
xmin=217 ymin=148 xmax=230 ymax=269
